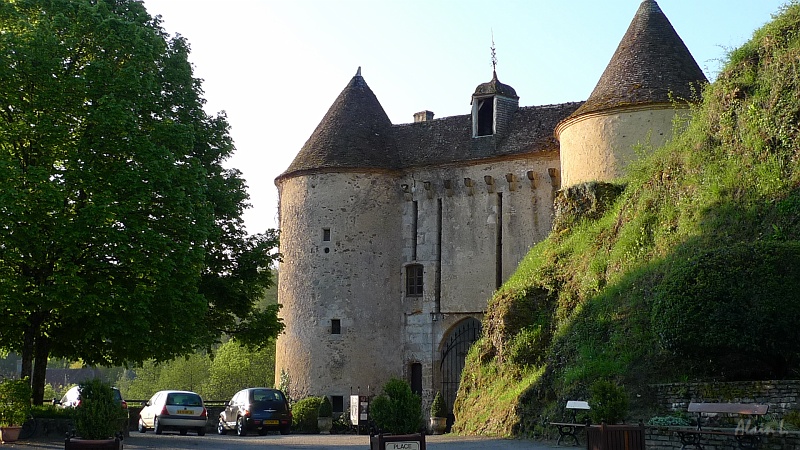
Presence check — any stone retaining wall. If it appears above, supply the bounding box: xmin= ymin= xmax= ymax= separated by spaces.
xmin=644 ymin=380 xmax=800 ymax=449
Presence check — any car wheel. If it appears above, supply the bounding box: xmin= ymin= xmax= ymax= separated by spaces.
xmin=180 ymin=429 xmax=188 ymax=436
xmin=280 ymin=425 xmax=290 ymax=435
xmin=236 ymin=416 xmax=247 ymax=436
xmin=197 ymin=427 xmax=206 ymax=436
xmin=138 ymin=417 xmax=146 ymax=433
xmin=217 ymin=418 xmax=227 ymax=435
xmin=154 ymin=417 xmax=163 ymax=435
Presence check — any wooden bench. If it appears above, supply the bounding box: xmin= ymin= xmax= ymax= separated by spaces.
xmin=674 ymin=402 xmax=769 ymax=450
xmin=549 ymin=400 xmax=591 ymax=446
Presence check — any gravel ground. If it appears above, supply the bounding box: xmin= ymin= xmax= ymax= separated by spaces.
xmin=4 ymin=433 xmax=563 ymax=450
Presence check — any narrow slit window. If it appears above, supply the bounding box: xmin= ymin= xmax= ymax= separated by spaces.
xmin=323 ymin=228 xmax=331 ymax=242
xmin=331 ymin=319 xmax=341 ymax=334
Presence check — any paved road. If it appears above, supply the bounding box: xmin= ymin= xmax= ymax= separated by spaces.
xmin=6 ymin=433 xmax=562 ymax=449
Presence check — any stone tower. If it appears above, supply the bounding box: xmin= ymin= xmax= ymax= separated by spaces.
xmin=274 ymin=69 xmax=404 ymax=400
xmin=274 ymin=0 xmax=705 ymax=418
xmin=555 ymin=0 xmax=707 ymax=187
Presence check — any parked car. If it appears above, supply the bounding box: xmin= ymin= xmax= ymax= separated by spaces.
xmin=57 ymin=385 xmax=128 ymax=410
xmin=138 ymin=390 xmax=207 ymax=436
xmin=217 ymin=387 xmax=292 ymax=436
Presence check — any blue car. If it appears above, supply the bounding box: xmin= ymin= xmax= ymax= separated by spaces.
xmin=217 ymin=388 xmax=292 ymax=436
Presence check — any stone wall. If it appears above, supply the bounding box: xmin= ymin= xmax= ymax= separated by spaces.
xmin=645 ymin=380 xmax=800 ymax=449
xmin=557 ymin=106 xmax=685 ymax=187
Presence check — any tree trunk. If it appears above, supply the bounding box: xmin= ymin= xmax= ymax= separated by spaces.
xmin=31 ymin=335 xmax=50 ymax=405
xmin=20 ymin=326 xmax=34 ymax=381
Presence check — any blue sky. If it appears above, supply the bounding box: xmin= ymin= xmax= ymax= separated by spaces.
xmin=140 ymin=0 xmax=789 ymax=234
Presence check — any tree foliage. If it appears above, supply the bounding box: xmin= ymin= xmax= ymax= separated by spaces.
xmin=370 ymin=378 xmax=422 ymax=434
xmin=0 ymin=0 xmax=282 ymax=403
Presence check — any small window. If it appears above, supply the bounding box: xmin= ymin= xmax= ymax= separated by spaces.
xmin=332 ymin=395 xmax=344 ymax=413
xmin=331 ymin=319 xmax=341 ymax=334
xmin=406 ymin=264 xmax=424 ymax=297
xmin=323 ymin=228 xmax=331 ymax=241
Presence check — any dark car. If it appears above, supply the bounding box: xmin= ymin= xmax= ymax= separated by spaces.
xmin=217 ymin=388 xmax=292 ymax=436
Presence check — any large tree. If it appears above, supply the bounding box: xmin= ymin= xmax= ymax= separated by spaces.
xmin=0 ymin=0 xmax=282 ymax=403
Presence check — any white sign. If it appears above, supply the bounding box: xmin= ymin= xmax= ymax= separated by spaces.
xmin=350 ymin=395 xmax=359 ymax=424
xmin=385 ymin=443 xmax=420 ymax=450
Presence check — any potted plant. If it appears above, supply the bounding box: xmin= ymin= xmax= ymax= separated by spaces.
xmin=428 ymin=391 xmax=447 ymax=435
xmin=65 ymin=379 xmax=127 ymax=450
xmin=317 ymin=395 xmax=333 ymax=434
xmin=0 ymin=378 xmax=32 ymax=443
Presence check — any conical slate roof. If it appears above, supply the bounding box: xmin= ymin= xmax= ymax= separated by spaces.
xmin=473 ymin=71 xmax=519 ymax=99
xmin=278 ymin=68 xmax=394 ymax=179
xmin=568 ymin=0 xmax=707 ymax=119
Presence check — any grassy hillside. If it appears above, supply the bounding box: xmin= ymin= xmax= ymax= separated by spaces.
xmin=453 ymin=3 xmax=800 ymax=437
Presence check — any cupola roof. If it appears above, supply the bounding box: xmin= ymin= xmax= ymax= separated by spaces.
xmin=567 ymin=0 xmax=707 ymax=119
xmin=278 ymin=67 xmax=394 ymax=180
xmin=473 ymin=71 xmax=519 ymax=99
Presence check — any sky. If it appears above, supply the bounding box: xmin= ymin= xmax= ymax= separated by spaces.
xmin=140 ymin=0 xmax=790 ymax=235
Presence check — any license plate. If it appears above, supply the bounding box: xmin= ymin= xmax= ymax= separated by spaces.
xmin=264 ymin=420 xmax=279 ymax=425
xmin=177 ymin=409 xmax=192 ymax=415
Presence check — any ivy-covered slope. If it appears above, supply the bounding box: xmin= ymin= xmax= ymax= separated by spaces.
xmin=453 ymin=3 xmax=800 ymax=437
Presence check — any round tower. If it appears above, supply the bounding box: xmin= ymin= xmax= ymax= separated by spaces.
xmin=274 ymin=68 xmax=404 ymax=399
xmin=555 ymin=0 xmax=707 ymax=187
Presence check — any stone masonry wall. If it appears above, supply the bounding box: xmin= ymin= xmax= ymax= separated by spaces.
xmin=645 ymin=380 xmax=800 ymax=449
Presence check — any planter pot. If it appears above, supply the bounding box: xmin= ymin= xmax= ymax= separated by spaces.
xmin=64 ymin=437 xmax=123 ymax=450
xmin=317 ymin=416 xmax=333 ymax=434
xmin=0 ymin=426 xmax=22 ymax=443
xmin=429 ymin=417 xmax=447 ymax=435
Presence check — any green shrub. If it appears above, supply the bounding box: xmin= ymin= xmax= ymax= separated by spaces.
xmin=784 ymin=410 xmax=800 ymax=430
xmin=588 ymin=380 xmax=628 ymax=425
xmin=291 ymin=396 xmax=321 ymax=433
xmin=73 ymin=379 xmax=127 ymax=440
xmin=647 ymin=415 xmax=691 ymax=427
xmin=370 ymin=378 xmax=422 ymax=434
xmin=31 ymin=404 xmax=74 ymax=420
xmin=0 ymin=378 xmax=31 ymax=426
xmin=652 ymin=242 xmax=800 ymax=379
xmin=430 ymin=391 xmax=446 ymax=418
xmin=318 ymin=395 xmax=332 ymax=418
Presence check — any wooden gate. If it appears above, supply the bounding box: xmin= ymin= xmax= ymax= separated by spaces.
xmin=440 ymin=317 xmax=481 ymax=415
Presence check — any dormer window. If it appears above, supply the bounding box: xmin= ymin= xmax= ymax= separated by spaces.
xmin=474 ymin=96 xmax=495 ymax=137
xmin=471 ymin=71 xmax=519 ymax=139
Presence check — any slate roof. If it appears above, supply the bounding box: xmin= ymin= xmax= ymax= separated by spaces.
xmin=279 ymin=70 xmax=394 ymax=178
xmin=277 ymin=69 xmax=579 ymax=180
xmin=390 ymin=103 xmax=580 ymax=169
xmin=566 ymin=0 xmax=707 ymax=120
xmin=473 ymin=70 xmax=519 ymax=100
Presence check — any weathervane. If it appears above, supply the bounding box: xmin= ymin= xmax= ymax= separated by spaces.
xmin=491 ymin=30 xmax=497 ymax=73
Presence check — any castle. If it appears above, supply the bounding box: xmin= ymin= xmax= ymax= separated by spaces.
xmin=274 ymin=0 xmax=706 ymax=418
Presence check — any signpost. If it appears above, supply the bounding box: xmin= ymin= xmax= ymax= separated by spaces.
xmin=350 ymin=395 xmax=370 ymax=434
xmin=370 ymin=433 xmax=426 ymax=450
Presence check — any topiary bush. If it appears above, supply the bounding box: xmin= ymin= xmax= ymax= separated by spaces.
xmin=430 ymin=391 xmax=446 ymax=418
xmin=588 ymin=380 xmax=628 ymax=425
xmin=291 ymin=396 xmax=321 ymax=433
xmin=652 ymin=242 xmax=800 ymax=379
xmin=370 ymin=378 xmax=422 ymax=434
xmin=73 ymin=379 xmax=127 ymax=440
xmin=318 ymin=395 xmax=332 ymax=418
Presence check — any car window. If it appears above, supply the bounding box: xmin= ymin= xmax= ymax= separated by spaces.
xmin=166 ymin=393 xmax=202 ymax=407
xmin=251 ymin=389 xmax=284 ymax=402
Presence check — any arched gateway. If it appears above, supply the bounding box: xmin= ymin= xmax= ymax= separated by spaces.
xmin=440 ymin=318 xmax=482 ymax=414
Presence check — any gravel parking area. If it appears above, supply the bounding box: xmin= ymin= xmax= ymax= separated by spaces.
xmin=4 ymin=433 xmax=562 ymax=449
